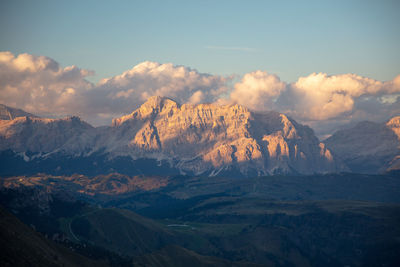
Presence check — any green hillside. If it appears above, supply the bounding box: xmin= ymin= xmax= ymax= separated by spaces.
xmin=0 ymin=205 xmax=106 ymax=267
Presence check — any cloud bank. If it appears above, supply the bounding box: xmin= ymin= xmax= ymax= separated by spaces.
xmin=0 ymin=51 xmax=399 ymax=136
xmin=0 ymin=52 xmax=227 ymax=124
xmin=283 ymin=72 xmax=400 ymax=121
xmin=0 ymin=51 xmax=93 ymax=116
xmin=93 ymin=61 xmax=227 ymax=111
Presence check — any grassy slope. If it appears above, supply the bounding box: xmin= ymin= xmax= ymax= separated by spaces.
xmin=157 ymin=198 xmax=400 ymax=266
xmin=132 ymin=245 xmax=262 ymax=267
xmin=70 ymin=208 xmax=175 ymax=256
xmin=2 ymin=172 xmax=400 ymax=266
xmin=65 ymin=198 xmax=400 ymax=266
xmin=0 ymin=205 xmax=106 ymax=267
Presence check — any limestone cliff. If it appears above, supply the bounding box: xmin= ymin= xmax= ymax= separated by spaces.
xmin=0 ymin=99 xmax=345 ymax=176
xmin=108 ymin=96 xmax=342 ymax=175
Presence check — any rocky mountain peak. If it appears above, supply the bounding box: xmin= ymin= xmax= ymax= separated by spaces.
xmin=0 ymin=98 xmax=345 ymax=176
xmin=0 ymin=104 xmax=38 ymax=120
xmin=105 ymin=96 xmax=341 ymax=175
xmin=387 ymin=116 xmax=400 ymax=140
xmin=112 ymin=96 xmax=180 ymax=126
xmin=138 ymin=96 xmax=179 ymax=115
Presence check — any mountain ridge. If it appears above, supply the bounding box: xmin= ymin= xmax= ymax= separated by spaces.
xmin=0 ymin=104 xmax=38 ymax=120
xmin=1 ymin=98 xmax=398 ymax=176
xmin=101 ymin=96 xmax=342 ymax=175
xmin=325 ymin=116 xmax=400 ymax=173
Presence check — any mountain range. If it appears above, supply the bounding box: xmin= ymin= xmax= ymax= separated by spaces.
xmin=0 ymin=96 xmax=398 ymax=176
xmin=1 ymin=97 xmax=400 ymax=266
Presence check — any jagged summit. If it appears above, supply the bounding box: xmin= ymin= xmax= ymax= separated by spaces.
xmin=0 ymin=104 xmax=38 ymax=120
xmin=0 ymin=114 xmax=94 ymax=154
xmin=0 ymin=97 xmax=346 ymax=176
xmin=105 ymin=96 xmax=341 ymax=176
xmin=111 ymin=96 xmax=252 ymax=127
xmin=112 ymin=96 xmax=180 ymax=126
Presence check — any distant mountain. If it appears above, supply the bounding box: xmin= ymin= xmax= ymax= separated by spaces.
xmin=325 ymin=116 xmax=400 ymax=173
xmin=0 ymin=115 xmax=95 ymax=154
xmin=0 ymin=104 xmax=38 ymax=120
xmin=0 ymin=96 xmax=344 ymax=176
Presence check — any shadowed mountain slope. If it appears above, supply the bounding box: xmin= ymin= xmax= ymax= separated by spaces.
xmin=325 ymin=116 xmax=400 ymax=173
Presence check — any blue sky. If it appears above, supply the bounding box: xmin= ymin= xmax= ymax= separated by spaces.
xmin=1 ymin=0 xmax=399 ymax=83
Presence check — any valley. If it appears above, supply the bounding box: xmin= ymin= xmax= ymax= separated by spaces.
xmin=1 ymin=172 xmax=400 ymax=266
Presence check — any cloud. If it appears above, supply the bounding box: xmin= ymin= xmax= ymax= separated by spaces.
xmin=188 ymin=90 xmax=205 ymax=104
xmin=229 ymin=70 xmax=286 ymax=111
xmin=218 ymin=70 xmax=400 ymax=136
xmin=229 ymin=71 xmax=400 ymax=123
xmin=88 ymin=61 xmax=228 ymax=116
xmin=0 ymin=51 xmax=93 ymax=116
xmin=0 ymin=52 xmax=228 ymax=124
xmin=278 ymin=73 xmax=400 ymax=122
xmin=1 ymin=51 xmax=399 ymax=136
xmin=229 ymin=71 xmax=400 ymax=136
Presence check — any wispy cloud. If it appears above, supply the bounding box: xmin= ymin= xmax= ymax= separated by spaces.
xmin=205 ymin=45 xmax=256 ymax=52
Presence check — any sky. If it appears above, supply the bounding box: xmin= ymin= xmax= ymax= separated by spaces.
xmin=0 ymin=0 xmax=399 ymax=137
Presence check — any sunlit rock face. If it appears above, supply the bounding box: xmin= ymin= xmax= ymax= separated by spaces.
xmin=387 ymin=116 xmax=400 ymax=141
xmin=108 ymin=96 xmax=343 ymax=175
xmin=325 ymin=116 xmax=400 ymax=173
xmin=0 ymin=97 xmax=344 ymax=176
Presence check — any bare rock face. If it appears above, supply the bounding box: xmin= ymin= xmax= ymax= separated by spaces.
xmin=0 ymin=104 xmax=37 ymax=120
xmin=0 ymin=115 xmax=95 ymax=155
xmin=0 ymin=98 xmax=345 ymax=176
xmin=325 ymin=116 xmax=400 ymax=173
xmin=386 ymin=116 xmax=400 ymax=141
xmin=108 ymin=96 xmax=342 ymax=175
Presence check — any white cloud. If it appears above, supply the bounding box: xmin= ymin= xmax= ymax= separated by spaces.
xmin=224 ymin=71 xmax=400 ymax=136
xmin=89 ymin=61 xmax=228 ymax=116
xmin=188 ymin=90 xmax=205 ymax=104
xmin=0 ymin=52 xmax=228 ymax=125
xmin=278 ymin=73 xmax=400 ymax=121
xmin=229 ymin=71 xmax=286 ymax=111
xmin=0 ymin=51 xmax=399 ymax=136
xmin=0 ymin=51 xmax=93 ymax=116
